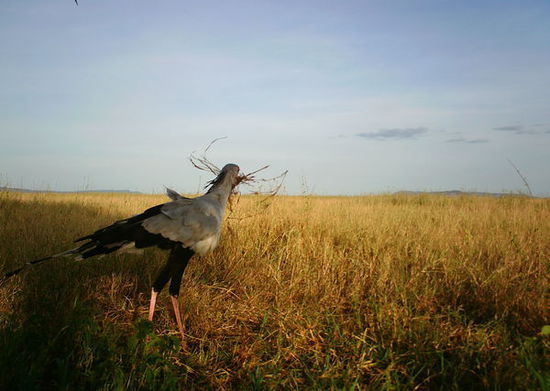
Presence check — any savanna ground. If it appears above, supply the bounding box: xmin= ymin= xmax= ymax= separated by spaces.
xmin=0 ymin=190 xmax=548 ymax=390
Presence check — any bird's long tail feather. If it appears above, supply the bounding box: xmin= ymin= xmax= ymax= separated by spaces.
xmin=1 ymin=204 xmax=170 ymax=286
xmin=0 ymin=248 xmax=80 ymax=285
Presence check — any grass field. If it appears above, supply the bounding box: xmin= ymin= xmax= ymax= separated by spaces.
xmin=0 ymin=190 xmax=548 ymax=390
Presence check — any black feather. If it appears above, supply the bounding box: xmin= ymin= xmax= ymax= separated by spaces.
xmin=205 ymin=170 xmax=227 ymax=193
xmin=75 ymin=204 xmax=164 ymax=243
xmin=74 ymin=204 xmax=176 ymax=259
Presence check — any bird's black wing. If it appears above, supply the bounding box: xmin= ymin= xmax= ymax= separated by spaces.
xmin=73 ymin=204 xmax=176 ymax=259
xmin=1 ymin=204 xmax=178 ymax=283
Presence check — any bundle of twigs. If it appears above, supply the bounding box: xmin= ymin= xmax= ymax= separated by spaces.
xmin=189 ymin=137 xmax=288 ymax=199
xmin=189 ymin=138 xmax=288 ymax=221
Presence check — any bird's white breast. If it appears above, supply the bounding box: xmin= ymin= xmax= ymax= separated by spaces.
xmin=191 ymin=235 xmax=219 ymax=256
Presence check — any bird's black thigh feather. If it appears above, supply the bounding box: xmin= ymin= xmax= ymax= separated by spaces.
xmin=168 ymin=251 xmax=193 ymax=297
xmin=152 ymin=245 xmax=194 ymax=295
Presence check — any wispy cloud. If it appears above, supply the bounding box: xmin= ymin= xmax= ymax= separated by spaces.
xmin=493 ymin=125 xmax=549 ymax=135
xmin=446 ymin=137 xmax=489 ymax=144
xmin=355 ymin=127 xmax=428 ymax=140
xmin=493 ymin=125 xmax=522 ymax=132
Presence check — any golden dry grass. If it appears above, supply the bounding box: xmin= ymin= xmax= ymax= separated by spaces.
xmin=0 ymin=190 xmax=548 ymax=389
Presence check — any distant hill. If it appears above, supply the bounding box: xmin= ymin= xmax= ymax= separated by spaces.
xmin=394 ymin=190 xmax=531 ymax=198
xmin=0 ymin=187 xmax=534 ymax=198
xmin=0 ymin=187 xmax=141 ymax=194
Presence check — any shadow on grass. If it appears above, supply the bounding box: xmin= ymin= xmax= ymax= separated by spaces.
xmin=0 ymin=307 xmax=184 ymax=390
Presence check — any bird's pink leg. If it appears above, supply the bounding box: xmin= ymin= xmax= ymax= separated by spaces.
xmin=170 ymin=295 xmax=185 ymax=338
xmin=148 ymin=289 xmax=158 ymax=321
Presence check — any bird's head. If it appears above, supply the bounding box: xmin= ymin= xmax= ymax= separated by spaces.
xmin=206 ymin=163 xmax=286 ymax=197
xmin=221 ymin=163 xmax=241 ymax=188
xmin=205 ymin=163 xmax=241 ymax=193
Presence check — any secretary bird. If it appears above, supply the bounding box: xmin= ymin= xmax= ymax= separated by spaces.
xmin=2 ymin=163 xmax=241 ymax=337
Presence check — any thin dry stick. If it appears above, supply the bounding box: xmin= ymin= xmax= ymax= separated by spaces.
xmin=226 ymin=171 xmax=288 ymax=221
xmin=227 ymin=170 xmax=288 ymax=221
xmin=204 ymin=136 xmax=228 ymax=153
xmin=507 ymin=158 xmax=533 ymax=196
xmin=189 ymin=138 xmax=226 ymax=175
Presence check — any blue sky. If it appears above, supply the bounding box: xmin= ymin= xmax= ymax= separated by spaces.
xmin=1 ymin=0 xmax=549 ymax=195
